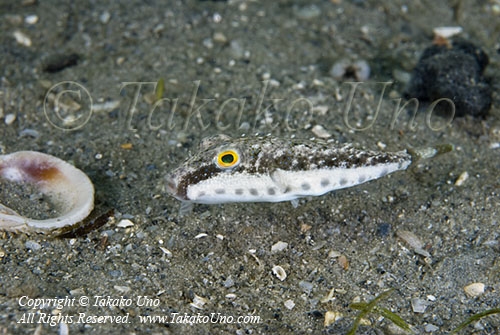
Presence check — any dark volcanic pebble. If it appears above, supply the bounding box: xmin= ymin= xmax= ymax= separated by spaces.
xmin=42 ymin=53 xmax=80 ymax=73
xmin=405 ymin=39 xmax=492 ymax=118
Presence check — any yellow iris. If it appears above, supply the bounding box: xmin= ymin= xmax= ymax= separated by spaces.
xmin=216 ymin=150 xmax=239 ymax=168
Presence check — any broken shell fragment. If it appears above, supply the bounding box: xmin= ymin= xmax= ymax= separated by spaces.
xmin=272 ymin=265 xmax=287 ymax=281
xmin=0 ymin=151 xmax=94 ymax=233
xmin=330 ymin=58 xmax=370 ymax=81
xmin=271 ymin=241 xmax=288 ymax=253
xmin=324 ymin=311 xmax=343 ymax=327
xmin=433 ymin=26 xmax=463 ymax=39
xmin=190 ymin=294 xmax=208 ymax=309
xmin=464 ymin=282 xmax=485 ymax=297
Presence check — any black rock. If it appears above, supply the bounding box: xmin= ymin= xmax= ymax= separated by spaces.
xmin=405 ymin=39 xmax=491 ymax=118
xmin=42 ymin=53 xmax=80 ymax=73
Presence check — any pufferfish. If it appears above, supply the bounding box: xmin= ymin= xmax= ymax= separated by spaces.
xmin=166 ymin=135 xmax=451 ymax=205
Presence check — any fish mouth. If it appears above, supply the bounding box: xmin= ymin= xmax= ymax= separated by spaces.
xmin=165 ymin=175 xmax=178 ymax=197
xmin=165 ymin=173 xmax=190 ymax=202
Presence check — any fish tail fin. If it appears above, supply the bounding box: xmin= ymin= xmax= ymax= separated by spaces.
xmin=408 ymin=144 xmax=453 ymax=166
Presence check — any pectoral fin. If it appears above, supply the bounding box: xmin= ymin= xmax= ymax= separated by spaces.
xmin=270 ymin=169 xmax=292 ymax=194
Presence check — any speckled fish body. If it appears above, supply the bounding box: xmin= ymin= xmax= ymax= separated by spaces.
xmin=166 ymin=135 xmax=414 ymax=204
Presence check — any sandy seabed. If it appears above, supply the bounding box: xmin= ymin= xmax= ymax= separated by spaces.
xmin=1 ymin=1 xmax=499 ymax=334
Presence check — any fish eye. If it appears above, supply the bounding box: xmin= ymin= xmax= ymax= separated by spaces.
xmin=216 ymin=150 xmax=240 ymax=169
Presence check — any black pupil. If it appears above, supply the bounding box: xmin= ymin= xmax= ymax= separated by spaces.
xmin=221 ymin=154 xmax=234 ymax=164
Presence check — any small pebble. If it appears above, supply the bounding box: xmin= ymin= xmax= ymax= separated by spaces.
xmin=59 ymin=322 xmax=69 ymax=335
xmin=387 ymin=323 xmax=411 ymax=334
xmin=284 ymin=299 xmax=295 ymax=310
xmin=4 ymin=113 xmax=16 ymax=125
xmin=223 ymin=277 xmax=234 ymax=288
xmin=312 ymin=105 xmax=328 ymax=116
xmin=19 ymin=129 xmax=40 ymax=138
xmin=299 ymin=280 xmax=314 ymax=294
xmin=473 ymin=321 xmax=485 ymax=331
xmin=108 ymin=270 xmax=122 ymax=278
xmin=25 ymin=14 xmax=38 ymax=25
xmin=212 ymin=12 xmax=222 ymax=23
xmin=464 ymin=282 xmax=485 ymax=297
xmin=324 ymin=311 xmax=342 ymax=327
xmin=271 ymin=241 xmax=288 ymax=253
xmin=100 ymin=11 xmax=111 ymax=24
xmin=328 ymin=250 xmax=342 ymax=258
xmin=338 ymin=255 xmax=349 ymax=270
xmin=25 ymin=240 xmax=42 ymax=251
xmin=360 ymin=25 xmax=370 ymax=35
xmin=411 ymin=297 xmax=430 ymax=313
xmin=454 ymin=171 xmax=469 ymax=186
xmin=312 ymin=79 xmax=324 ymax=86
xmin=69 ymin=288 xmax=85 ymax=295
xmin=92 ymin=100 xmax=120 ymax=112
xmin=113 ymin=285 xmax=131 ymax=293
xmin=153 ymin=23 xmax=165 ymax=34
xmin=427 ymin=295 xmax=436 ymax=301
xmin=159 ymin=247 xmax=172 ymax=258
xmin=393 ymin=69 xmax=412 ymax=84
xmin=424 ymin=323 xmax=440 ymax=332
xmin=213 ymin=32 xmax=227 ymax=43
xmin=493 ymin=4 xmax=500 ymax=14
xmin=269 ymin=79 xmax=280 ymax=87
xmin=311 ymin=125 xmax=332 ymax=138
xmin=202 ymin=38 xmax=214 ymax=49
xmin=229 ymin=40 xmax=245 ymax=59
xmin=13 ymin=30 xmax=32 ymax=47
xmin=397 ymin=230 xmax=431 ymax=258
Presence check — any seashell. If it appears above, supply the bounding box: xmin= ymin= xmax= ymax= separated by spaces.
xmin=330 ymin=58 xmax=370 ymax=81
xmin=271 ymin=241 xmax=288 ymax=253
xmin=463 ymin=282 xmax=485 ymax=297
xmin=0 ymin=151 xmax=94 ymax=233
xmin=433 ymin=26 xmax=463 ymax=39
xmin=272 ymin=265 xmax=287 ymax=281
